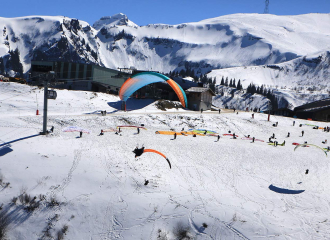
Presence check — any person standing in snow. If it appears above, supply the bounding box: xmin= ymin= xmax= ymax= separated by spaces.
xmin=50 ymin=126 xmax=54 ymax=133
xmin=252 ymin=113 xmax=254 ymax=119
xmin=137 ymin=127 xmax=140 ymax=134
xmin=301 ymin=130 xmax=304 ymax=137
xmin=80 ymin=131 xmax=83 ymax=138
xmin=293 ymin=121 xmax=295 ymax=126
xmin=201 ymin=109 xmax=203 ymax=113
xmin=219 ymin=109 xmax=221 ymax=114
xmin=100 ymin=129 xmax=104 ymax=136
xmin=252 ymin=137 xmax=255 ymax=143
xmin=174 ymin=133 xmax=177 ymax=140
xmin=305 ymin=169 xmax=309 ymax=174
xmin=287 ymin=132 xmax=290 ymax=137
xmin=204 ymin=130 xmax=207 ymax=135
xmin=217 ymin=135 xmax=220 ymax=141
xmin=233 ymin=133 xmax=236 ymax=139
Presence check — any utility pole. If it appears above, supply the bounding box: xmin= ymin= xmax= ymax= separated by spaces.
xmin=264 ymin=0 xmax=269 ymax=14
xmin=40 ymin=71 xmax=55 ymax=135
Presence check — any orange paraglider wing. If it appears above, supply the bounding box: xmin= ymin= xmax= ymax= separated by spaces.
xmin=143 ymin=149 xmax=171 ymax=169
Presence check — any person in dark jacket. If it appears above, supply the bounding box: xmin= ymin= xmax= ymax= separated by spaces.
xmin=302 ymin=130 xmax=304 ymax=137
xmin=217 ymin=135 xmax=220 ymax=141
xmin=80 ymin=131 xmax=83 ymax=138
xmin=137 ymin=127 xmax=140 ymax=134
xmin=174 ymin=133 xmax=177 ymax=140
xmin=50 ymin=126 xmax=54 ymax=133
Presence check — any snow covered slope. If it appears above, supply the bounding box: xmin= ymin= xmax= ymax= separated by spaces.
xmin=208 ymin=50 xmax=330 ymax=88
xmin=1 ymin=13 xmax=330 ymax=79
xmin=1 ymin=82 xmax=330 ymax=239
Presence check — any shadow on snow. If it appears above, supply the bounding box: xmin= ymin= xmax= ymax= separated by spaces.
xmin=269 ymin=184 xmax=305 ymax=194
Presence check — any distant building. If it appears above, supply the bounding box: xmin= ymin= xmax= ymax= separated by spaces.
xmin=294 ymin=98 xmax=330 ymax=122
xmin=271 ymin=108 xmax=294 ymax=117
xmin=30 ymin=61 xmax=131 ymax=94
xmin=185 ymin=87 xmax=216 ymax=111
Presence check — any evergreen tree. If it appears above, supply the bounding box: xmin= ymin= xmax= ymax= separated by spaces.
xmin=225 ymin=77 xmax=228 ymax=87
xmin=237 ymin=80 xmax=241 ymax=90
xmin=233 ymin=79 xmax=236 ymax=88
xmin=229 ymin=79 xmax=233 ymax=87
xmin=220 ymin=77 xmax=224 ymax=86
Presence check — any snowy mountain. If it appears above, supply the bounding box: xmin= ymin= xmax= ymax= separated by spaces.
xmin=0 ymin=13 xmax=330 ymax=81
xmin=208 ymin=50 xmax=330 ymax=89
xmin=1 ymin=82 xmax=330 ymax=239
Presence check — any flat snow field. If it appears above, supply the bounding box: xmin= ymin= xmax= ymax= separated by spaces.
xmin=1 ymin=83 xmax=330 ymax=239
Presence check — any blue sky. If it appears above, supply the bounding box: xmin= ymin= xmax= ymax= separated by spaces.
xmin=2 ymin=0 xmax=330 ymax=26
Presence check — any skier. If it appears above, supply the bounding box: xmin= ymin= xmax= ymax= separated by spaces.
xmin=217 ymin=135 xmax=220 ymax=141
xmin=80 ymin=131 xmax=83 ymax=138
xmin=301 ymin=130 xmax=304 ymax=137
xmin=174 ymin=133 xmax=177 ymax=140
xmin=252 ymin=137 xmax=255 ymax=143
xmin=137 ymin=127 xmax=140 ymax=134
xmin=50 ymin=126 xmax=54 ymax=133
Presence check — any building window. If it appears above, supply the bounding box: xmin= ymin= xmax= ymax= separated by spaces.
xmin=71 ymin=64 xmax=76 ymax=79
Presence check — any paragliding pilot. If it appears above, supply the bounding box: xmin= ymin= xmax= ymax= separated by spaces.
xmin=133 ymin=147 xmax=145 ymax=158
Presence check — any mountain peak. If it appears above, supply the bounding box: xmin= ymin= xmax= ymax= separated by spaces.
xmin=93 ymin=13 xmax=137 ymax=29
